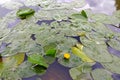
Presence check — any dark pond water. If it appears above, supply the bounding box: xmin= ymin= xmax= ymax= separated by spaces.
xmin=0 ymin=0 xmax=120 ymax=80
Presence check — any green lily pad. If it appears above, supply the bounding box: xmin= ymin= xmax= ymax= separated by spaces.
xmin=17 ymin=61 xmax=36 ymax=78
xmin=69 ymin=63 xmax=93 ymax=80
xmin=16 ymin=8 xmax=35 ymax=19
xmin=58 ymin=52 xmax=82 ymax=67
xmin=28 ymin=54 xmax=48 ymax=68
xmin=43 ymin=43 xmax=57 ymax=57
xmin=32 ymin=65 xmax=47 ymax=75
xmin=83 ymin=42 xmax=113 ymax=62
xmin=91 ymin=69 xmax=112 ymax=80
xmin=81 ymin=10 xmax=88 ymax=19
xmin=101 ymin=55 xmax=120 ymax=74
xmin=70 ymin=10 xmax=88 ymax=21
xmin=107 ymin=39 xmax=120 ymax=51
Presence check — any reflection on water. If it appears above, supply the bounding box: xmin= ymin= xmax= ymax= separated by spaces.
xmin=86 ymin=0 xmax=116 ymax=15
xmin=0 ymin=0 xmax=11 ymax=5
xmin=22 ymin=59 xmax=72 ymax=80
xmin=0 ymin=0 xmax=119 ymax=17
xmin=0 ymin=6 xmax=11 ymax=17
xmin=40 ymin=59 xmax=72 ymax=80
xmin=73 ymin=0 xmax=116 ymax=15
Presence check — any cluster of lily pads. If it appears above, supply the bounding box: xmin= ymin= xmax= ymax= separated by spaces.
xmin=0 ymin=0 xmax=120 ymax=80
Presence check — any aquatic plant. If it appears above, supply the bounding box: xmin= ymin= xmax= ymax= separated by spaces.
xmin=0 ymin=0 xmax=120 ymax=80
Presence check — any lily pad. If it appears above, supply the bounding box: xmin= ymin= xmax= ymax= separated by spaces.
xmin=83 ymin=42 xmax=113 ymax=62
xmin=101 ymin=55 xmax=120 ymax=74
xmin=107 ymin=39 xmax=120 ymax=51
xmin=91 ymin=69 xmax=112 ymax=80
xmin=28 ymin=54 xmax=48 ymax=68
xmin=69 ymin=63 xmax=93 ymax=80
xmin=43 ymin=42 xmax=57 ymax=57
xmin=16 ymin=8 xmax=35 ymax=19
xmin=58 ymin=52 xmax=82 ymax=67
xmin=17 ymin=61 xmax=36 ymax=78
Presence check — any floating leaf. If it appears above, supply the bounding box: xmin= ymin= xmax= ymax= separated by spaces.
xmin=101 ymin=55 xmax=120 ymax=74
xmin=70 ymin=13 xmax=87 ymax=21
xmin=11 ymin=52 xmax=25 ymax=66
xmin=43 ymin=42 xmax=57 ymax=57
xmin=32 ymin=65 xmax=47 ymax=75
xmin=16 ymin=8 xmax=35 ymax=19
xmin=72 ymin=45 xmax=94 ymax=62
xmin=0 ymin=53 xmax=25 ymax=67
xmin=81 ymin=10 xmax=88 ymax=18
xmin=58 ymin=52 xmax=82 ymax=67
xmin=69 ymin=63 xmax=93 ymax=80
xmin=44 ymin=56 xmax=56 ymax=64
xmin=0 ymin=56 xmax=21 ymax=79
xmin=83 ymin=42 xmax=113 ymax=62
xmin=17 ymin=61 xmax=36 ymax=78
xmin=107 ymin=39 xmax=120 ymax=51
xmin=91 ymin=69 xmax=112 ymax=80
xmin=28 ymin=54 xmax=48 ymax=68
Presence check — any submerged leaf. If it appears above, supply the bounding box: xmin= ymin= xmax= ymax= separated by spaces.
xmin=32 ymin=65 xmax=47 ymax=75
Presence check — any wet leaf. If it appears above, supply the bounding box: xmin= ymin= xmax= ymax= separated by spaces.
xmin=16 ymin=8 xmax=35 ymax=19
xmin=70 ymin=13 xmax=87 ymax=20
xmin=0 ymin=56 xmax=21 ymax=79
xmin=44 ymin=56 xmax=56 ymax=64
xmin=12 ymin=53 xmax=25 ymax=66
xmin=69 ymin=63 xmax=93 ymax=80
xmin=71 ymin=46 xmax=94 ymax=62
xmin=43 ymin=43 xmax=57 ymax=57
xmin=32 ymin=65 xmax=47 ymax=75
xmin=17 ymin=61 xmax=36 ymax=78
xmin=0 ymin=53 xmax=25 ymax=67
xmin=101 ymin=55 xmax=120 ymax=74
xmin=91 ymin=69 xmax=112 ymax=80
xmin=83 ymin=42 xmax=113 ymax=62
xmin=58 ymin=52 xmax=82 ymax=67
xmin=28 ymin=54 xmax=48 ymax=68
xmin=107 ymin=39 xmax=120 ymax=51
xmin=81 ymin=10 xmax=88 ymax=18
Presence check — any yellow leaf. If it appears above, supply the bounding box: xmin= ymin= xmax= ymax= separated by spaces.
xmin=0 ymin=53 xmax=25 ymax=67
xmin=71 ymin=47 xmax=94 ymax=62
xmin=76 ymin=43 xmax=83 ymax=51
xmin=77 ymin=32 xmax=86 ymax=37
xmin=12 ymin=52 xmax=25 ymax=66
